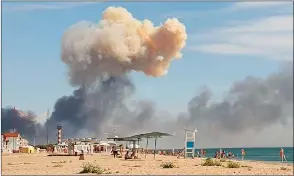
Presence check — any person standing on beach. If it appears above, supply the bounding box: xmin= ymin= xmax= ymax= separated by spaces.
xmin=241 ymin=149 xmax=246 ymax=160
xmin=280 ymin=148 xmax=286 ymax=163
xmin=214 ymin=150 xmax=218 ymax=158
xmin=203 ymin=149 xmax=206 ymax=157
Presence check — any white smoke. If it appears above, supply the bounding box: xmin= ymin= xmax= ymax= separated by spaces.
xmin=61 ymin=6 xmax=187 ymax=86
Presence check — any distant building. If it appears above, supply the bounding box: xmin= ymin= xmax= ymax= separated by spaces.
xmin=20 ymin=146 xmax=35 ymax=153
xmin=2 ymin=132 xmax=29 ymax=153
xmin=19 ymin=137 xmax=29 ymax=147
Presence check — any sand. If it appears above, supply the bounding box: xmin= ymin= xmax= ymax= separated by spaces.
xmin=2 ymin=153 xmax=293 ymax=175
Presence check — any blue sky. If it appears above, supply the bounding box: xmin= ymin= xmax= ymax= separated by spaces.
xmin=2 ymin=2 xmax=293 ymax=118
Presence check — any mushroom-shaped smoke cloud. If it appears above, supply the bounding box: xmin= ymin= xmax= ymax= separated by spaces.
xmin=61 ymin=6 xmax=187 ymax=86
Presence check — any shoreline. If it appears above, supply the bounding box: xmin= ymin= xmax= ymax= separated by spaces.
xmin=195 ymin=156 xmax=293 ymax=165
xmin=2 ymin=153 xmax=293 ymax=175
xmin=155 ymin=147 xmax=293 ymax=164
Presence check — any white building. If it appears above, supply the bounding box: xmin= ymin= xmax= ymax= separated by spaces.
xmin=19 ymin=138 xmax=29 ymax=147
xmin=2 ymin=132 xmax=21 ymax=153
xmin=2 ymin=132 xmax=29 ymax=153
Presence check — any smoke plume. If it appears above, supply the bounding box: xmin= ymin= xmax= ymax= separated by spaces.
xmin=186 ymin=63 xmax=293 ymax=134
xmin=3 ymin=63 xmax=292 ymax=147
xmin=43 ymin=6 xmax=188 ymax=140
xmin=1 ymin=108 xmax=43 ymax=142
xmin=2 ymin=7 xmax=292 ymax=148
xmin=61 ymin=6 xmax=187 ymax=86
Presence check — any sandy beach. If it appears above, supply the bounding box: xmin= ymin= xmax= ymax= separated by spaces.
xmin=2 ymin=153 xmax=293 ymax=175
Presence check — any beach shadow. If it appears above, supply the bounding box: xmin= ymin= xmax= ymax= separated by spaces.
xmin=23 ymin=162 xmax=35 ymax=165
xmin=119 ymin=159 xmax=144 ymax=161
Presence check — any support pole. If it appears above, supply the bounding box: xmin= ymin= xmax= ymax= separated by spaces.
xmin=184 ymin=130 xmax=187 ymax=158
xmin=193 ymin=130 xmax=196 ymax=158
xmin=132 ymin=140 xmax=135 ymax=152
xmin=46 ymin=124 xmax=48 ymax=145
xmin=137 ymin=138 xmax=140 ymax=158
xmin=154 ymin=137 xmax=157 ymax=159
xmin=145 ymin=138 xmax=149 ymax=159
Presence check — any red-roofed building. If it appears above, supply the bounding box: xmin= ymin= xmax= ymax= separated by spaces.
xmin=3 ymin=132 xmax=19 ymax=138
xmin=2 ymin=132 xmax=21 ymax=153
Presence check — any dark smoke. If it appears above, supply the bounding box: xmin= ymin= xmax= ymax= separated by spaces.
xmin=44 ymin=75 xmax=136 ymax=139
xmin=186 ymin=63 xmax=293 ymax=134
xmin=2 ymin=63 xmax=293 ymax=147
xmin=1 ymin=108 xmax=43 ymax=143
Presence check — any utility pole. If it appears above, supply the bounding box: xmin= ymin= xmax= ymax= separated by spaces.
xmin=46 ymin=109 xmax=50 ymax=145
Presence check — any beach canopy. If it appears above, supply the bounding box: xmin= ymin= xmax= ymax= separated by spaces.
xmin=128 ymin=132 xmax=172 ymax=139
xmin=127 ymin=132 xmax=173 ymax=159
xmin=107 ymin=137 xmax=141 ymax=142
xmin=107 ymin=132 xmax=172 ymax=158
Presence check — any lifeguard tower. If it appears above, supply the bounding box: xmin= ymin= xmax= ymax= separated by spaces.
xmin=184 ymin=128 xmax=198 ymax=158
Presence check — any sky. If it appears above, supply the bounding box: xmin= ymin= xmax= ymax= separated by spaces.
xmin=1 ymin=1 xmax=293 ymax=144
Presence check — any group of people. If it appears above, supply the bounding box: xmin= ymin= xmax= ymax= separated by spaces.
xmin=112 ymin=146 xmax=287 ymax=162
xmin=195 ymin=149 xmax=207 ymax=157
xmin=110 ymin=145 xmax=138 ymax=160
xmin=213 ymin=149 xmax=236 ymax=159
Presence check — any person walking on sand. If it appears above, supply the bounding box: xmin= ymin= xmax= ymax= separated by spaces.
xmin=241 ymin=149 xmax=246 ymax=160
xmin=280 ymin=148 xmax=286 ymax=163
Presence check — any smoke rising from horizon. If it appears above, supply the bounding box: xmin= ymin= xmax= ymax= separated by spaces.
xmin=1 ymin=108 xmax=43 ymax=142
xmin=43 ymin=6 xmax=189 ymax=141
xmin=2 ymin=6 xmax=292 ymax=148
xmin=3 ymin=63 xmax=292 ymax=147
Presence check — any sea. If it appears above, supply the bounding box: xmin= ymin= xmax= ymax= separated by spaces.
xmin=164 ymin=147 xmax=294 ymax=163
